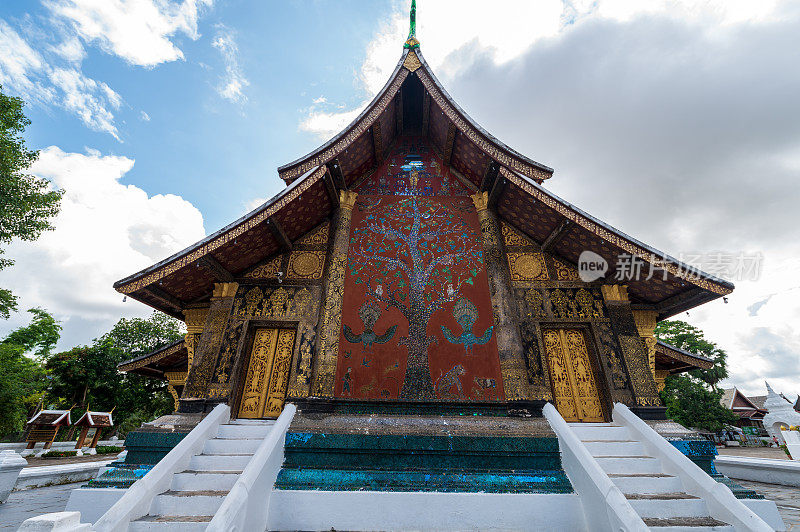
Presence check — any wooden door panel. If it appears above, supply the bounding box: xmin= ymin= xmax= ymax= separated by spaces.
xmin=544 ymin=328 xmax=604 ymax=423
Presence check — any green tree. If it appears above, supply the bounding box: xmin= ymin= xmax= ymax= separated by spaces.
xmin=44 ymin=312 xmax=183 ymax=436
xmin=660 ymin=375 xmax=737 ymax=432
xmin=0 ymin=85 xmax=63 ymax=319
xmin=654 ymin=320 xmax=728 ymax=390
xmin=0 ymin=309 xmax=61 ymax=434
xmin=655 ymin=319 xmax=736 ymax=432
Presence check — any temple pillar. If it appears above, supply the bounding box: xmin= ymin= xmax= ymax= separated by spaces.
xmin=601 ymin=284 xmax=664 ymax=418
xmin=311 ymin=190 xmax=357 ymax=397
xmin=470 ymin=191 xmax=534 ymax=402
xmin=180 ymin=282 xmax=238 ymax=412
xmin=632 ymin=309 xmax=658 ymax=378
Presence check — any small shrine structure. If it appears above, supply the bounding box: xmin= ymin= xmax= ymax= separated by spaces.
xmin=73 ymin=409 xmax=114 ymax=455
xmin=22 ymin=409 xmax=71 ymax=457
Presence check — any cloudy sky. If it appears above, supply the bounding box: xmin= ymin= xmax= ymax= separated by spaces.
xmin=0 ymin=0 xmax=798 ymax=400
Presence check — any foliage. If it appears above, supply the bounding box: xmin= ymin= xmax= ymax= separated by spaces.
xmin=45 ymin=312 xmax=183 ymax=436
xmin=0 ymin=85 xmax=63 ymax=319
xmin=41 ymin=450 xmax=77 ymax=458
xmin=659 ymin=374 xmax=738 ymax=433
xmin=0 ymin=309 xmax=60 ymax=434
xmin=654 ymin=320 xmax=728 ymax=390
xmin=95 ymin=445 xmax=124 ymax=454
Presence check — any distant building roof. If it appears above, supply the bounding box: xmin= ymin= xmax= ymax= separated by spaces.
xmin=720 ymin=387 xmax=767 ymax=420
xmin=749 ymin=395 xmax=767 ymax=410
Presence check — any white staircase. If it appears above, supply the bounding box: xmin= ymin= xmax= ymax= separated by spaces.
xmin=128 ymin=419 xmax=275 ymax=531
xmin=570 ymin=422 xmax=733 ymax=532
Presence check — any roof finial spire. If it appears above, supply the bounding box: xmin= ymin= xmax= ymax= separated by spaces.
xmin=404 ymin=0 xmax=420 ymax=49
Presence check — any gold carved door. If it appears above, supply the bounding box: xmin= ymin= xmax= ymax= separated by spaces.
xmin=543 ymin=329 xmax=604 ymax=422
xmin=237 ymin=328 xmax=296 ymax=419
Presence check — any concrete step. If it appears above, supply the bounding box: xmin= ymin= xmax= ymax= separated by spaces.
xmin=129 ymin=515 xmax=212 ymax=532
xmin=149 ymin=491 xmax=227 ymax=517
xmin=610 ymin=474 xmax=684 ymax=494
xmin=595 ymin=456 xmax=662 ymax=475
xmin=188 ymin=453 xmax=250 ymax=471
xmin=628 ymin=498 xmax=709 ymax=519
xmin=643 ymin=516 xmax=733 ymax=531
xmin=216 ymin=423 xmax=274 ymax=439
xmin=228 ymin=418 xmax=276 ymax=426
xmin=203 ymin=437 xmax=261 ymax=455
xmin=569 ymin=425 xmax=632 ymax=441
xmin=583 ymin=440 xmax=646 ymax=456
xmin=171 ymin=471 xmax=240 ymax=491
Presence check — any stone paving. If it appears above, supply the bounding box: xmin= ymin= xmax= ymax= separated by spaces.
xmin=718 ymin=446 xmax=790 ymax=460
xmin=0 ymin=478 xmax=797 ymax=530
xmin=0 ymin=481 xmax=83 ymax=531
xmin=738 ymin=479 xmax=800 ymax=530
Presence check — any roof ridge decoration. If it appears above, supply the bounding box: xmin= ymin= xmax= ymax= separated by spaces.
xmin=404 ymin=0 xmax=420 ymax=49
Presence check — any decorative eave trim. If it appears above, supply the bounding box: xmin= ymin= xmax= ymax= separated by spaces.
xmin=498 ymin=166 xmax=734 ymax=296
xmin=118 ymin=338 xmax=186 ymax=372
xmin=655 ymin=340 xmax=714 ymax=370
xmin=413 ymin=50 xmax=553 ymax=181
xmin=277 ymin=53 xmax=410 ymax=183
xmin=114 ymin=165 xmax=327 ymax=295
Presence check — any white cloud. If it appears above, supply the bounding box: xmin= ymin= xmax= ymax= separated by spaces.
xmin=0 ymin=146 xmax=206 ymax=348
xmin=0 ymin=20 xmax=54 ymax=103
xmin=0 ymin=20 xmax=124 ymax=138
xmin=139 ymin=110 xmax=151 ymax=121
xmin=51 ymin=36 xmax=86 ymax=63
xmin=46 ymin=0 xmax=214 ymax=67
xmin=49 ymin=67 xmax=123 ymax=139
xmin=211 ymin=25 xmax=248 ymax=104
xmin=300 ymin=0 xmax=786 ymax=138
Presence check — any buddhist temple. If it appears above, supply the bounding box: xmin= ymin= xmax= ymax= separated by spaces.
xmin=86 ymin=3 xmax=787 ymax=530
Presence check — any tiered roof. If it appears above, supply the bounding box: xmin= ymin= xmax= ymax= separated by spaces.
xmin=114 ymin=5 xmax=732 ymax=322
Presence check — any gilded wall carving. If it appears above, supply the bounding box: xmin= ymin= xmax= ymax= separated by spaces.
xmin=618 ymin=335 xmax=662 ymax=407
xmin=204 ymin=284 xmax=322 ymax=402
xmin=312 ymin=190 xmax=357 ymax=397
xmin=507 ymin=253 xmax=548 ymax=282
xmin=471 ymin=192 xmax=533 ymax=401
xmin=182 ymin=284 xmax=237 ymax=399
xmin=516 ymin=287 xmax=607 ymax=322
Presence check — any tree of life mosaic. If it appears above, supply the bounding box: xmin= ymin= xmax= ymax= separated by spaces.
xmin=334 ymin=194 xmax=505 ymax=402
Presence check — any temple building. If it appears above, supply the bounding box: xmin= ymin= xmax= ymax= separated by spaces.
xmin=89 ymin=3 xmax=786 ymax=530
xmin=115 ymin=26 xmax=734 ymax=426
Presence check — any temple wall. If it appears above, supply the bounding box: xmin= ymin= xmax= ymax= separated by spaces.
xmin=179 ymin=222 xmax=330 ymax=413
xmin=177 ymin=136 xmax=662 ymax=417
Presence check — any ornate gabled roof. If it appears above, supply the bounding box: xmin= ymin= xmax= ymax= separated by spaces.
xmin=118 ymin=338 xmax=187 ymax=378
xmin=113 ymin=10 xmax=733 ymax=321
xmin=277 ymin=47 xmax=553 ymax=185
xmin=655 ymin=340 xmax=714 ymax=374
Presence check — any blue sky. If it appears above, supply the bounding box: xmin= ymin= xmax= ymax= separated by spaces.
xmin=1 ymin=0 xmax=799 ymax=399
xmin=1 ymin=0 xmax=398 ymax=231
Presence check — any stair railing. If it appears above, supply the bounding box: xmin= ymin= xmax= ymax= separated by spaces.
xmin=206 ymin=403 xmax=297 ymax=532
xmin=93 ymin=403 xmax=231 ymax=532
xmin=613 ymin=402 xmax=773 ymax=532
xmin=543 ymin=403 xmax=648 ymax=532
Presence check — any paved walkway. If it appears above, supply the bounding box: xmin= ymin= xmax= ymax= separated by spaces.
xmin=739 ymin=479 xmax=800 ymax=530
xmin=0 ymin=481 xmax=83 ymax=531
xmin=718 ymin=446 xmax=790 ymax=460
xmin=0 ymin=479 xmax=797 ymax=530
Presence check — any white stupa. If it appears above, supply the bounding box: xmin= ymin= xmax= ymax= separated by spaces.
xmin=762 ymin=381 xmax=800 ymax=443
